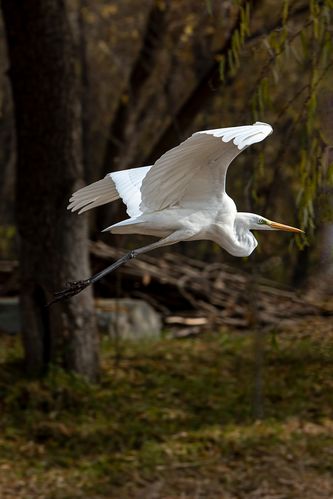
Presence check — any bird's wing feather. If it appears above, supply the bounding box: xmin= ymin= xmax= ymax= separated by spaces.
xmin=111 ymin=166 xmax=151 ymax=217
xmin=140 ymin=122 xmax=272 ymax=211
xmin=68 ymin=165 xmax=151 ymax=217
xmin=67 ymin=177 xmax=120 ymax=214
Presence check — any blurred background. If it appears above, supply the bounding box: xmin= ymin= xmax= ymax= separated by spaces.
xmin=0 ymin=0 xmax=332 ymax=497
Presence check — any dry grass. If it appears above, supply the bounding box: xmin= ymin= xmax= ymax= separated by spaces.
xmin=0 ymin=316 xmax=332 ymax=498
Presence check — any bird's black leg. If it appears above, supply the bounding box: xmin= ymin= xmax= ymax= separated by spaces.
xmin=48 ymin=230 xmax=192 ymax=306
xmin=48 ymin=250 xmax=136 ymax=306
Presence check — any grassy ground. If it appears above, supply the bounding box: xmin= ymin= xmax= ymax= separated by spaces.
xmin=0 ymin=317 xmax=332 ymax=498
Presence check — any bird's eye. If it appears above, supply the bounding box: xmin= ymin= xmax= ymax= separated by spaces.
xmin=258 ymin=219 xmax=266 ymax=224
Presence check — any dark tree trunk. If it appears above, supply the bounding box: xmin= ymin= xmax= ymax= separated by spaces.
xmin=99 ymin=1 xmax=167 ymax=231
xmin=102 ymin=1 xmax=166 ymax=176
xmin=1 ymin=0 xmax=99 ymax=380
xmin=0 ymin=85 xmax=15 ymax=226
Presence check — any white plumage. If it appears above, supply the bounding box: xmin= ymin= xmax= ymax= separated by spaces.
xmin=57 ymin=122 xmax=302 ymax=301
xmin=69 ymin=122 xmax=272 ymax=218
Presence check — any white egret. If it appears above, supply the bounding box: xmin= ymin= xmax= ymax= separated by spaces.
xmin=52 ymin=122 xmax=303 ymax=303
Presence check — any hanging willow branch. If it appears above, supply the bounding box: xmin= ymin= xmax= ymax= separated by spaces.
xmin=248 ymin=0 xmax=333 ymax=238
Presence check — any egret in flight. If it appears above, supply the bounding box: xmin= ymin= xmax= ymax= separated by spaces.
xmin=52 ymin=122 xmax=302 ymax=303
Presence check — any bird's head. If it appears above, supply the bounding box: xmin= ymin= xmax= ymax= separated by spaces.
xmin=247 ymin=213 xmax=303 ymax=233
xmin=232 ymin=213 xmax=303 ymax=257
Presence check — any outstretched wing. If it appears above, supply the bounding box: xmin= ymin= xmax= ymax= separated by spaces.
xmin=68 ymin=165 xmax=151 ymax=217
xmin=140 ymin=122 xmax=272 ymax=211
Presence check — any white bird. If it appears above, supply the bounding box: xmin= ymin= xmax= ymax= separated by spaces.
xmin=52 ymin=122 xmax=303 ymax=302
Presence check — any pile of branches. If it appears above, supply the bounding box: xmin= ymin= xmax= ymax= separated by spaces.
xmin=1 ymin=241 xmax=328 ymax=331
xmin=90 ymin=241 xmax=328 ymax=331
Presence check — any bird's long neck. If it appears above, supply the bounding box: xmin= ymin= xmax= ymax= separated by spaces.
xmin=232 ymin=213 xmax=258 ymax=257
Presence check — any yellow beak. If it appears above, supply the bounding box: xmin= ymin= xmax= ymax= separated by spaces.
xmin=268 ymin=221 xmax=304 ymax=233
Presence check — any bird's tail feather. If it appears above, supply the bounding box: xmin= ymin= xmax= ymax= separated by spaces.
xmin=103 ymin=217 xmax=146 ymax=234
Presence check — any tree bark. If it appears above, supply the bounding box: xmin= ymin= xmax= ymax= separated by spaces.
xmin=0 ymin=84 xmax=15 ymax=225
xmin=1 ymin=0 xmax=99 ymax=380
xmin=102 ymin=0 xmax=164 ymax=176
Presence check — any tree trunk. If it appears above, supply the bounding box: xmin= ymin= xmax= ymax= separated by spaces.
xmin=99 ymin=0 xmax=164 ymax=231
xmin=1 ymin=0 xmax=99 ymax=380
xmin=102 ymin=0 xmax=164 ymax=176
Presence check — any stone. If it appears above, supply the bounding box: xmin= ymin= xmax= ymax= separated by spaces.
xmin=0 ymin=296 xmax=162 ymax=341
xmin=95 ymin=298 xmax=162 ymax=341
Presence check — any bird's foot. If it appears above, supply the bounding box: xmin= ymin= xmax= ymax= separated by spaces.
xmin=47 ymin=279 xmax=91 ymax=306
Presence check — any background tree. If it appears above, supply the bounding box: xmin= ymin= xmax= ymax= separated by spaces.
xmin=1 ymin=0 xmax=99 ymax=380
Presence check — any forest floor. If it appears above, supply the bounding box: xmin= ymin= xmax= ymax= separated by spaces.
xmin=0 ymin=316 xmax=332 ymax=499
